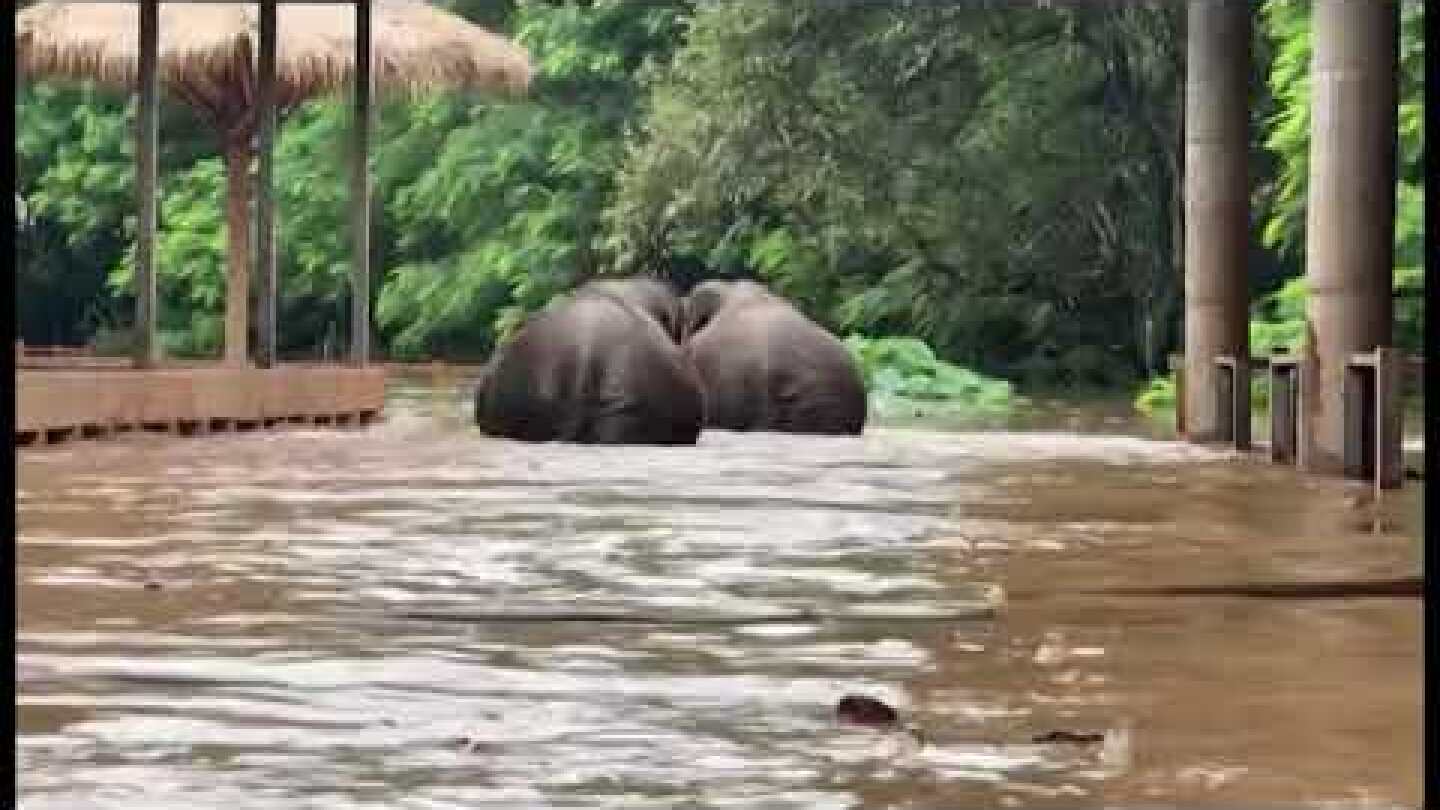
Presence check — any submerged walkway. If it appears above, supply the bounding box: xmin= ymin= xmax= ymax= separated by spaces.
xmin=16 ymin=363 xmax=385 ymax=446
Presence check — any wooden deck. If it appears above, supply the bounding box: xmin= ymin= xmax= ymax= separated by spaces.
xmin=16 ymin=364 xmax=387 ymax=447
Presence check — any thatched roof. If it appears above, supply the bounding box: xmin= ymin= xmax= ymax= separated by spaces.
xmin=16 ymin=1 xmax=533 ymax=127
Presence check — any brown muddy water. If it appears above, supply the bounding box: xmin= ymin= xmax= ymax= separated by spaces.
xmin=16 ymin=372 xmax=1423 ymax=809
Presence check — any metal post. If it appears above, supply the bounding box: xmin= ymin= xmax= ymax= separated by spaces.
xmin=1181 ymin=0 xmax=1251 ymax=443
xmin=350 ymin=0 xmax=372 ymax=366
xmin=256 ymin=0 xmax=278 ymax=368
xmin=1300 ymin=1 xmax=1399 ymax=473
xmin=133 ymin=0 xmax=160 ymax=368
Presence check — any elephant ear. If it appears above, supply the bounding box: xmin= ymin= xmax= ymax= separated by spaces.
xmin=684 ymin=279 xmax=773 ymax=338
xmin=683 ymin=281 xmax=729 ymax=338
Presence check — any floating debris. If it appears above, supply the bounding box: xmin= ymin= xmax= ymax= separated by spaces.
xmin=836 ymin=695 xmax=899 ymax=729
xmin=835 ymin=695 xmax=927 ymax=747
xmin=1032 ymin=730 xmax=1104 ymax=744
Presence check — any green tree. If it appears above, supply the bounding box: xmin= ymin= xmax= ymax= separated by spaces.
xmin=1251 ymin=0 xmax=1424 ymax=354
xmin=608 ymin=1 xmax=1186 ymax=387
xmin=375 ymin=0 xmax=691 ymax=359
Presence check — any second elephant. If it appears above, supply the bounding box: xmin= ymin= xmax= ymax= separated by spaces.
xmin=683 ymin=280 xmax=867 ymax=435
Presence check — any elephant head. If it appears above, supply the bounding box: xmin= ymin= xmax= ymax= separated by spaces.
xmin=682 ymin=279 xmax=773 ymax=339
xmin=579 ymin=277 xmax=685 ymax=344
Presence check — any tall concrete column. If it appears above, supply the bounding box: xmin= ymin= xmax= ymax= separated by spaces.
xmin=1181 ymin=0 xmax=1250 ymax=442
xmin=1300 ymin=0 xmax=1398 ymax=473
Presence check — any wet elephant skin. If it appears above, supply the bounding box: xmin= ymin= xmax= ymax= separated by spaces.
xmin=473 ymin=278 xmax=703 ymax=445
xmin=683 ymin=280 xmax=867 ymax=436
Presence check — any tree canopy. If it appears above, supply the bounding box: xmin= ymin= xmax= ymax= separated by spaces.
xmin=15 ymin=0 xmax=1424 ymax=401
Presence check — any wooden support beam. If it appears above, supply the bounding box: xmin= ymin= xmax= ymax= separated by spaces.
xmin=351 ymin=0 xmax=373 ymax=366
xmin=133 ymin=0 xmax=160 ymax=369
xmin=1268 ymin=354 xmax=1299 ymax=464
xmin=1213 ymin=355 xmax=1251 ymax=451
xmin=1373 ymin=347 xmax=1403 ymax=490
xmin=1168 ymin=352 xmax=1186 ymax=437
xmin=256 ymin=0 xmax=279 ymax=368
xmin=1342 ymin=359 xmax=1376 ymax=481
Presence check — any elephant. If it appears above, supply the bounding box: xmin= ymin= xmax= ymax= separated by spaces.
xmin=472 ymin=277 xmax=703 ymax=445
xmin=682 ymin=279 xmax=867 ymax=435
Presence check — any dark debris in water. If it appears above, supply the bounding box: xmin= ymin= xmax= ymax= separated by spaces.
xmin=836 ymin=695 xmax=929 ymax=747
xmin=1032 ymin=730 xmax=1105 ymax=744
xmin=836 ymin=695 xmax=899 ymax=729
xmin=453 ymin=735 xmax=489 ymax=754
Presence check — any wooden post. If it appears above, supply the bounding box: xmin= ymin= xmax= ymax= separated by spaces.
xmin=1342 ymin=356 xmax=1375 ymax=481
xmin=351 ymin=0 xmax=373 ymax=366
xmin=1214 ymin=357 xmax=1235 ymax=444
xmin=1182 ymin=0 xmax=1251 ymax=443
xmin=1232 ymin=355 xmax=1251 ymax=451
xmin=1300 ymin=1 xmax=1399 ymax=474
xmin=1269 ymin=356 xmax=1298 ymax=464
xmin=1169 ymin=352 xmax=1186 ymax=437
xmin=256 ymin=0 xmax=278 ymax=369
xmin=1374 ymin=347 xmax=1403 ymax=490
xmin=133 ymin=0 xmax=160 ymax=369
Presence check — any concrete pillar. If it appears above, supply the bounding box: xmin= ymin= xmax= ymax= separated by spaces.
xmin=1300 ymin=0 xmax=1398 ymax=473
xmin=1181 ymin=0 xmax=1250 ymax=442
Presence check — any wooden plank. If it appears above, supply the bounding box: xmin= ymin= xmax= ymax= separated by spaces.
xmin=16 ymin=367 xmax=388 ymax=442
xmin=351 ymin=0 xmax=373 ymax=366
xmin=134 ymin=0 xmax=160 ymax=369
xmin=255 ymin=0 xmax=279 ymax=369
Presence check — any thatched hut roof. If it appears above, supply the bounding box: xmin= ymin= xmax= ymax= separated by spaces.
xmin=16 ymin=1 xmax=533 ymax=126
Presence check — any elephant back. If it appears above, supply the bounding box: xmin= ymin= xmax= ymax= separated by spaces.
xmin=474 ymin=286 xmax=702 ymax=444
xmin=577 ymin=277 xmax=685 ymax=344
xmin=683 ymin=279 xmax=773 ymax=338
xmin=684 ymin=289 xmax=867 ymax=436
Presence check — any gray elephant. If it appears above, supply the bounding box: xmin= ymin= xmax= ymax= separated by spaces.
xmin=473 ymin=277 xmax=703 ymax=444
xmin=682 ymin=279 xmax=867 ymax=435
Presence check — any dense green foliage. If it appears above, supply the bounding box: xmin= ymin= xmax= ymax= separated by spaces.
xmin=609 ymin=2 xmax=1186 ymax=386
xmin=846 ymin=335 xmax=1012 ymax=419
xmin=1251 ymin=0 xmax=1425 ymax=355
xmin=15 ymin=0 xmax=1423 ymax=417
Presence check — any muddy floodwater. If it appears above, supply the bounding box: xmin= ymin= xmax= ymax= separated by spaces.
xmin=16 ymin=373 xmax=1423 ymax=809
